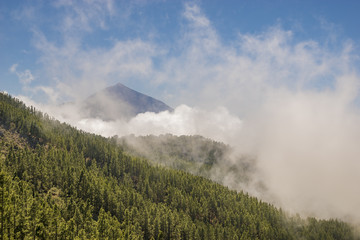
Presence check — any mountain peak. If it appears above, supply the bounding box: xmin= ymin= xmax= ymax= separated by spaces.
xmin=81 ymin=83 xmax=172 ymax=121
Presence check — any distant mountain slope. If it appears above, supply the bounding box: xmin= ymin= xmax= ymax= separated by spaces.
xmin=81 ymin=83 xmax=173 ymax=120
xmin=118 ymin=134 xmax=260 ymax=192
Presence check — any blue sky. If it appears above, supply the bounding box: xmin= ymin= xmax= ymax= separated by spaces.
xmin=1 ymin=0 xmax=360 ymax=110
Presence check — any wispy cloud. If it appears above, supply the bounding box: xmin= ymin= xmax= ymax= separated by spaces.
xmin=53 ymin=0 xmax=115 ymax=33
xmin=183 ymin=3 xmax=210 ymax=28
xmin=9 ymin=64 xmax=35 ymax=85
xmin=32 ymin=33 xmax=159 ymax=102
xmin=9 ymin=64 xmax=18 ymax=73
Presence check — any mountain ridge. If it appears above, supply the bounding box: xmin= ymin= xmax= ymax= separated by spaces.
xmin=81 ymin=82 xmax=173 ymax=121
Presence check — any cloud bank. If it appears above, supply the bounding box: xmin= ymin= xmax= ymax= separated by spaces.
xmin=16 ymin=2 xmax=360 ymax=223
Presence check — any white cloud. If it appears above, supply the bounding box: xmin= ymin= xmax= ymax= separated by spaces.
xmin=183 ymin=3 xmax=210 ymax=28
xmin=9 ymin=64 xmax=35 ymax=85
xmin=18 ymin=70 xmax=35 ymax=84
xmin=71 ymin=105 xmax=242 ymax=145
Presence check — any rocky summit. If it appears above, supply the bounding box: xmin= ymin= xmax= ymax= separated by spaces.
xmin=81 ymin=83 xmax=173 ymax=121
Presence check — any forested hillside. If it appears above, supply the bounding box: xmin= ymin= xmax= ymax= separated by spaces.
xmin=119 ymin=134 xmax=259 ymax=193
xmin=0 ymin=92 xmax=358 ymax=239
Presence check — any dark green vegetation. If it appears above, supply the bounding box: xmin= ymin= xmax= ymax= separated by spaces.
xmin=0 ymin=92 xmax=358 ymax=239
xmin=119 ymin=134 xmax=234 ymax=172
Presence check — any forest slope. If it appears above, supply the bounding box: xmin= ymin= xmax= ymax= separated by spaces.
xmin=118 ymin=134 xmax=260 ymax=193
xmin=0 ymin=92 xmax=358 ymax=239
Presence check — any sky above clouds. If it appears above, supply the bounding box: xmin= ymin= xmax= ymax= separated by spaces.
xmin=2 ymin=0 xmax=360 ymax=222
